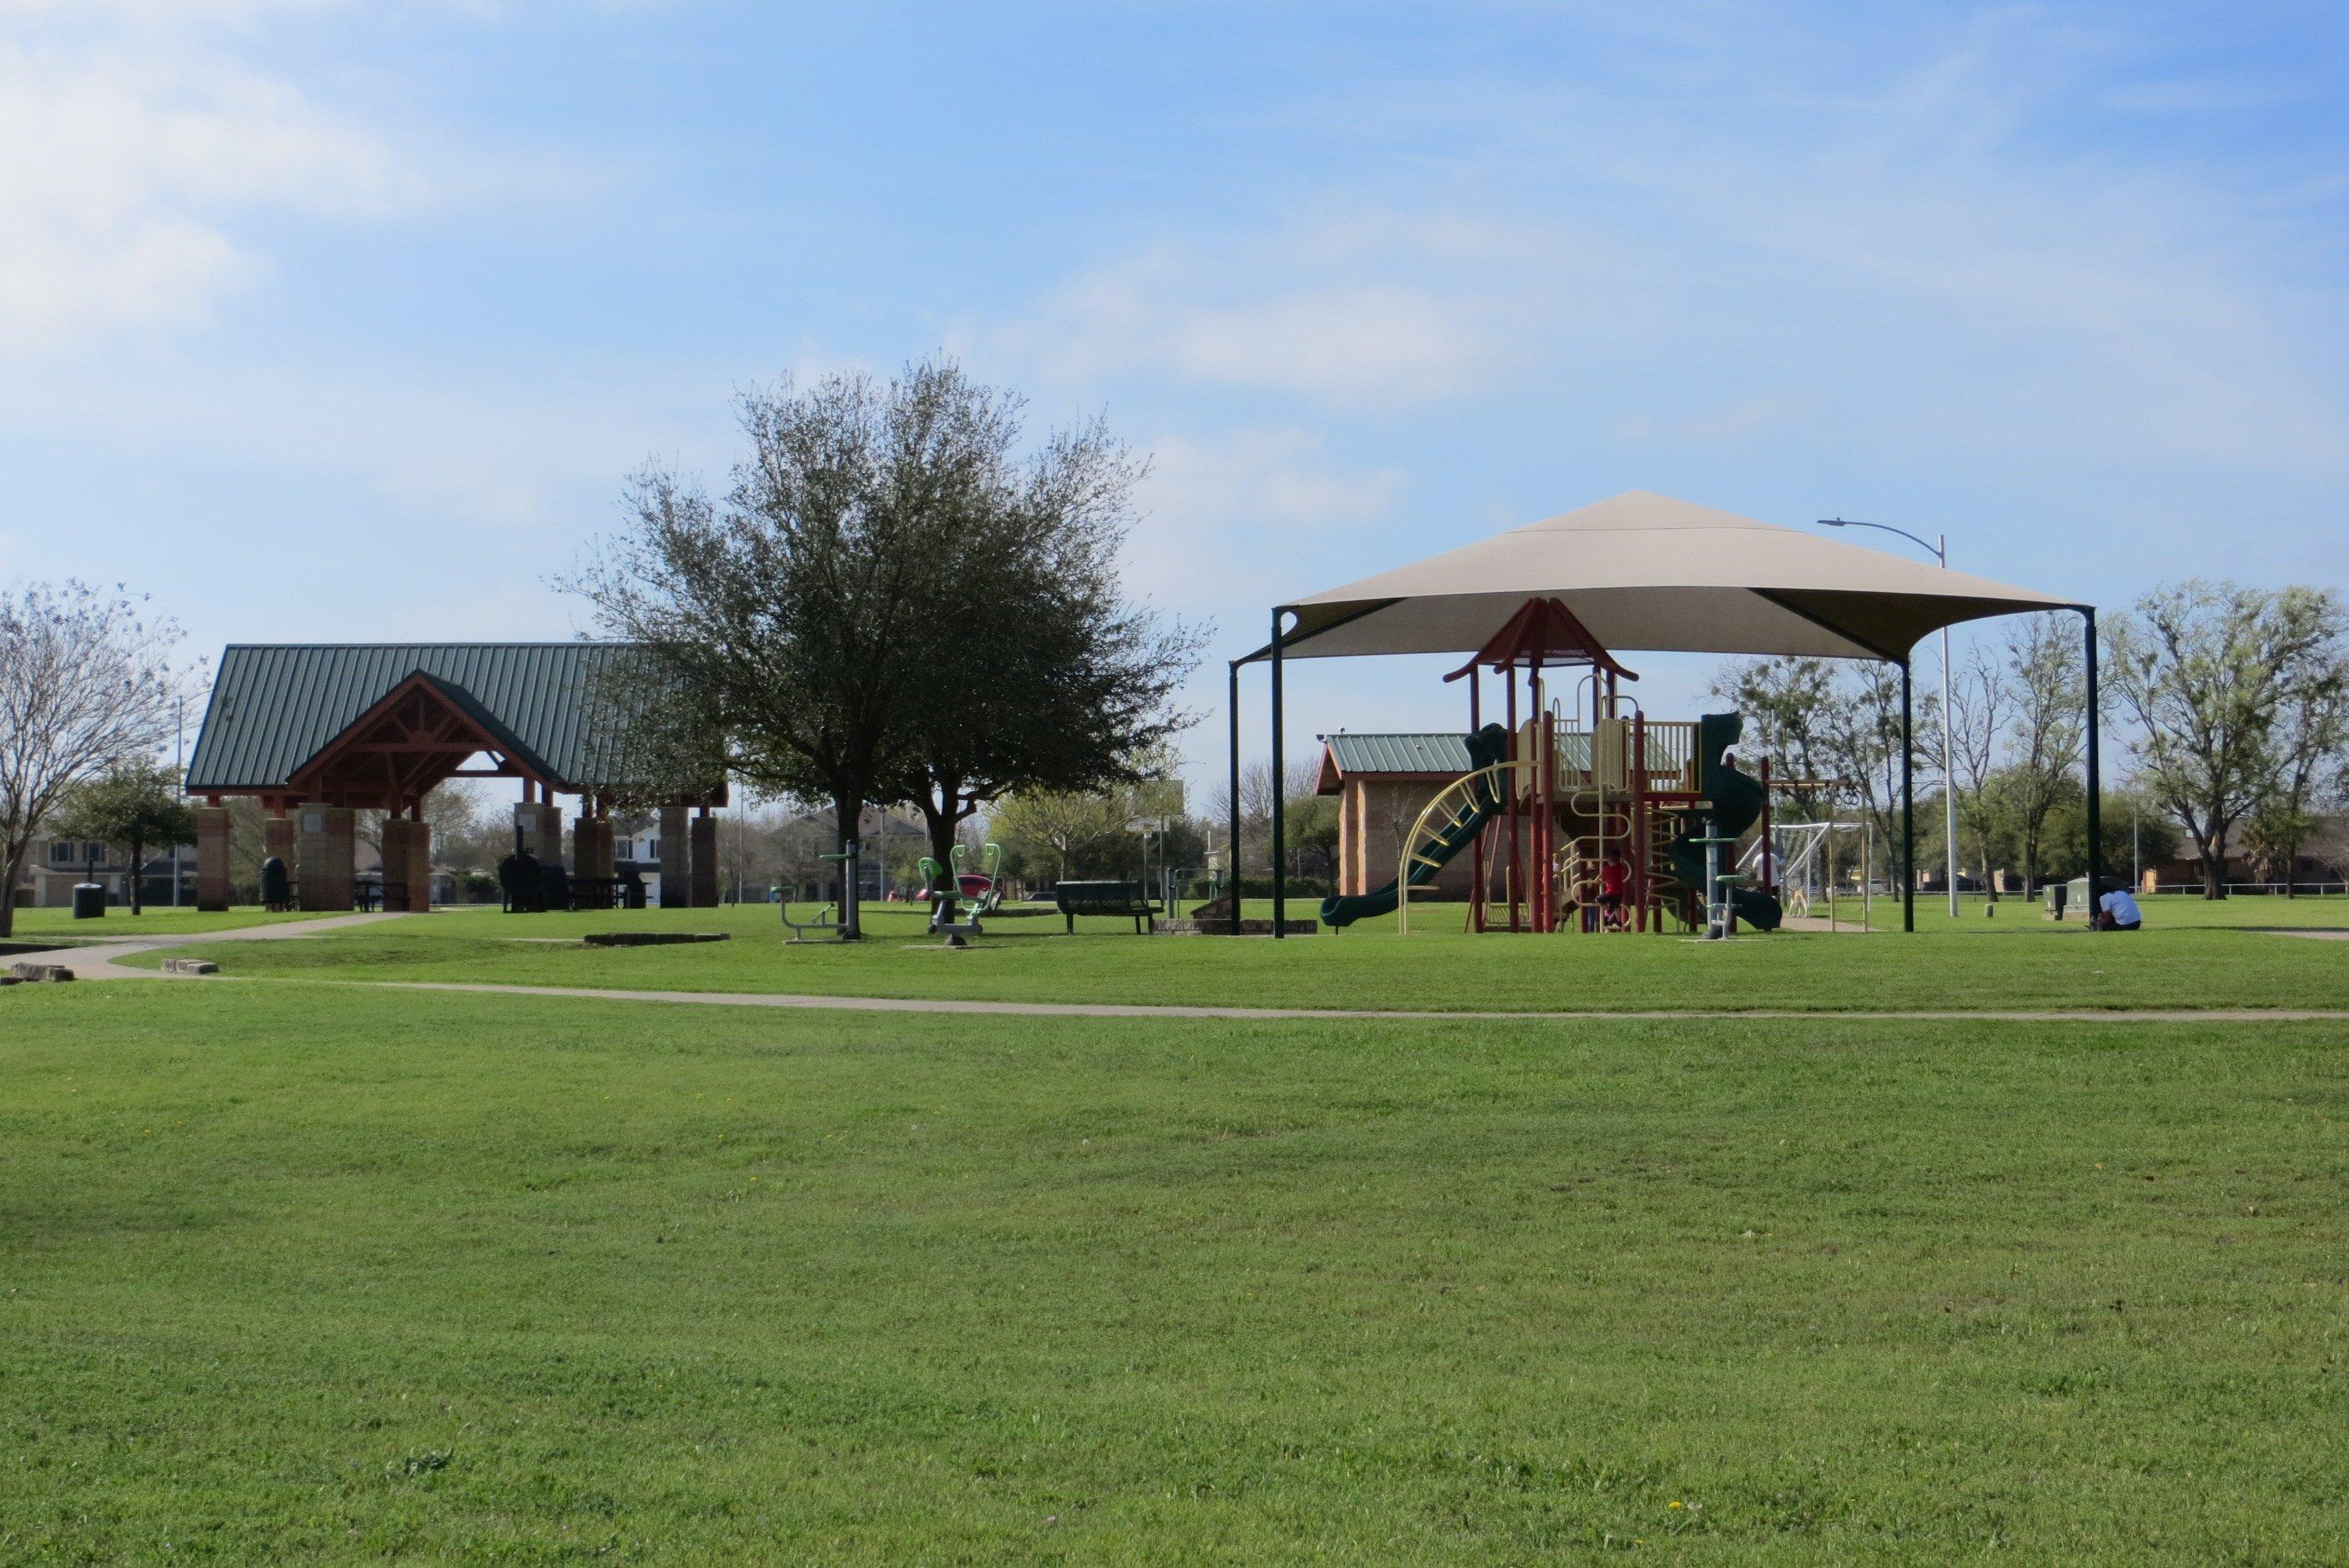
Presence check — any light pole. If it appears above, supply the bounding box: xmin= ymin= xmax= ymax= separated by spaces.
xmin=172 ymin=695 xmax=184 ymax=907
xmin=1819 ymin=518 xmax=1959 ymax=919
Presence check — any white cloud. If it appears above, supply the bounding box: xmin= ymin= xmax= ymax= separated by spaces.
xmin=1122 ymin=429 xmax=1406 ymax=616
xmin=0 ymin=28 xmax=430 ymax=354
xmin=1612 ymin=391 xmax=1818 ymax=445
xmin=986 ymin=213 xmax=1577 ymax=411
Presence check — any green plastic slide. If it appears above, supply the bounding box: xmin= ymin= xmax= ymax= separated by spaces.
xmin=1320 ymin=724 xmax=1512 ymax=928
xmin=1662 ymin=712 xmax=1783 ymax=932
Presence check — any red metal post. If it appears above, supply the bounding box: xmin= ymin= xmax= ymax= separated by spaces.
xmin=1504 ymin=666 xmax=1521 ymax=932
xmin=1632 ymin=714 xmax=1649 ymax=933
xmin=1468 ymin=670 xmax=1485 ymax=932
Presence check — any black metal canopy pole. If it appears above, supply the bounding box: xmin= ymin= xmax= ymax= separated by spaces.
xmin=1270 ymin=607 xmax=1288 ymax=938
xmin=2083 ymin=606 xmax=2102 ymax=907
xmin=1227 ymin=659 xmax=1242 ymax=937
xmin=1901 ymin=656 xmax=1915 ymax=933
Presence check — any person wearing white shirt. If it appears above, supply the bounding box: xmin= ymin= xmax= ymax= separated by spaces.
xmin=2094 ymin=884 xmax=2142 ymax=932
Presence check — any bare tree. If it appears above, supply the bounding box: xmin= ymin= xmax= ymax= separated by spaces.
xmin=1944 ymin=640 xmax=2012 ymax=897
xmin=2106 ymin=581 xmax=2342 ymax=898
xmin=2001 ymin=614 xmax=2085 ymax=895
xmin=0 ymin=580 xmax=185 ymax=937
xmin=1204 ymin=757 xmax=1319 ymax=877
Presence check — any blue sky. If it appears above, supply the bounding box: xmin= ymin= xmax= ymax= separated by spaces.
xmin=4 ymin=0 xmax=2345 ymax=798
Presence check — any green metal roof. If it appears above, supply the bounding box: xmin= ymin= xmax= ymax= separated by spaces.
xmin=186 ymin=642 xmax=636 ymax=793
xmin=1321 ymin=733 xmax=1476 ymax=776
xmin=1321 ymin=729 xmax=1603 ymax=781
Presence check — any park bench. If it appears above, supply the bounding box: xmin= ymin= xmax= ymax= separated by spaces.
xmin=1052 ymin=880 xmax=1159 ymax=935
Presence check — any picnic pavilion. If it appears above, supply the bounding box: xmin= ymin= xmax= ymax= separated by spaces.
xmin=183 ymin=643 xmax=722 ymax=912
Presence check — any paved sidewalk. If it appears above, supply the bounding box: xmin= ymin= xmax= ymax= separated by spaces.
xmin=248 ymin=977 xmax=2349 ymax=1025
xmin=4 ymin=912 xmax=411 ymax=980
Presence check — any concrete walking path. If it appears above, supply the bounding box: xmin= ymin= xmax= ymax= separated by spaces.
xmin=209 ymin=977 xmax=2349 ymax=1025
xmin=5 ymin=912 xmax=413 ymax=981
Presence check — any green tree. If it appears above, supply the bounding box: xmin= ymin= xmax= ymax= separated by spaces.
xmin=2106 ymin=581 xmax=2345 ymax=899
xmin=568 ymin=364 xmax=1000 ymax=939
xmin=878 ymin=378 xmax=1203 ymax=870
xmin=1708 ymin=656 xmax=1836 ymax=788
xmin=989 ymin=787 xmax=1128 ymax=882
xmin=54 ymin=757 xmax=195 ymax=916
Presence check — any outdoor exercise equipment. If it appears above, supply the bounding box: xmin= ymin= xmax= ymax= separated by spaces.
xmin=779 ymin=842 xmax=859 ymax=943
xmin=948 ymin=841 xmax=1003 ymax=912
xmin=917 ymin=851 xmax=991 ymax=943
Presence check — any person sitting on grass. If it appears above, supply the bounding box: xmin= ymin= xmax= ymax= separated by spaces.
xmin=2093 ymin=880 xmax=2143 ymax=932
xmin=1597 ymin=851 xmax=1630 ymax=931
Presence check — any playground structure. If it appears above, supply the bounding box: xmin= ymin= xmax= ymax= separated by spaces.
xmin=1319 ymin=597 xmax=1787 ymax=937
xmin=1235 ymin=491 xmax=2100 ymax=938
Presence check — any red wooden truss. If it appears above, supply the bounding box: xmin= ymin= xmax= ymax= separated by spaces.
xmin=279 ymin=670 xmax=556 ymax=813
xmin=1442 ymin=596 xmax=1638 ymax=684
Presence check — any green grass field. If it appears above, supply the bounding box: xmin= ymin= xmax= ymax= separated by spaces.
xmin=6 ymin=983 xmax=2347 ymax=1560
xmin=114 ymin=896 xmax=2349 ymax=1013
xmin=3 ymin=905 xmax=318 ymax=942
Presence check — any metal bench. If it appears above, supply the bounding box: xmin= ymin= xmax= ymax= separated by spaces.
xmin=1052 ymin=880 xmax=1158 ymax=934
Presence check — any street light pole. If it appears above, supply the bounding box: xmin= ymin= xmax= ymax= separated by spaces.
xmin=173 ymin=695 xmax=184 ymax=908
xmin=1818 ymin=518 xmax=1959 ymax=919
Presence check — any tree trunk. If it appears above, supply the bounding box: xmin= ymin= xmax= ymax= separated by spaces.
xmin=128 ymin=832 xmax=144 ymax=915
xmin=2190 ymin=818 xmax=2226 ymax=900
xmin=0 ymin=842 xmax=20 ymax=937
xmin=918 ymin=782 xmax=963 ymax=874
xmin=831 ymin=792 xmax=864 ymax=940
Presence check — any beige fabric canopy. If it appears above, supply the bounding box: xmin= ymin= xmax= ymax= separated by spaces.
xmin=1267 ymin=490 xmax=2080 ymax=663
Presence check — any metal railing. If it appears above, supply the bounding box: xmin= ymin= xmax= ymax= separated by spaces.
xmin=1548 ymin=719 xmax=1700 ymax=792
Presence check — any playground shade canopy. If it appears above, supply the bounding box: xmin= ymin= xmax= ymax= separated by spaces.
xmin=1271 ymin=490 xmax=2079 ymax=662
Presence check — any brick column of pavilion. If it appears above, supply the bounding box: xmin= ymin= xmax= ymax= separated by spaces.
xmin=263 ymin=812 xmax=295 ymax=876
xmin=379 ymin=818 xmax=419 ymax=912
xmin=406 ymin=817 xmax=433 ymax=911
xmin=689 ymin=808 xmax=719 ymax=907
xmin=516 ymin=802 xmax=563 ymax=867
xmin=297 ymin=804 xmax=355 ymax=912
xmin=571 ymin=812 xmax=612 ymax=880
xmin=658 ymin=805 xmax=690 ymax=907
xmin=194 ymin=806 xmax=232 ymax=911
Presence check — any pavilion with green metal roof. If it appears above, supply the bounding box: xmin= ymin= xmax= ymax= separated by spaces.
xmin=184 ymin=643 xmax=722 ymax=913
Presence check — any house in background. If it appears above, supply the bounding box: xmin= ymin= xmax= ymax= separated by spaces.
xmin=1316 ymin=733 xmax=1483 ymax=901
xmin=2139 ymin=816 xmax=2349 ymax=892
xmin=12 ymin=833 xmax=197 ymax=908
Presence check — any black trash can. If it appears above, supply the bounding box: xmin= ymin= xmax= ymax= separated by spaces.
xmin=259 ymin=856 xmax=291 ymax=912
xmin=72 ymin=882 xmax=106 ymax=919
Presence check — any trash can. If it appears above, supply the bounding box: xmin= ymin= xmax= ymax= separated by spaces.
xmin=72 ymin=882 xmax=106 ymax=919
xmin=259 ymin=855 xmax=291 ymax=912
